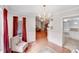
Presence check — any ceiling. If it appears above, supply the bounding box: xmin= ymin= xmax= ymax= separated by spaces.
xmin=6 ymin=5 xmax=79 ymax=17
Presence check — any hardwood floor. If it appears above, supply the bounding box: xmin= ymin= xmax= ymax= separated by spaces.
xmin=36 ymin=31 xmax=47 ymax=41
xmin=24 ymin=31 xmax=70 ymax=53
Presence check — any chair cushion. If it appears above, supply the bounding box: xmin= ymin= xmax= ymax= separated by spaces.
xmin=16 ymin=41 xmax=28 ymax=52
xmin=11 ymin=36 xmax=28 ymax=52
xmin=13 ymin=36 xmax=21 ymax=45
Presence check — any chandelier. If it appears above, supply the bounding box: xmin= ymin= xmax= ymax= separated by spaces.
xmin=39 ymin=5 xmax=50 ymax=22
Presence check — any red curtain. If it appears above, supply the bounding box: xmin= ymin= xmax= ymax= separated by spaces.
xmin=13 ymin=16 xmax=18 ymax=36
xmin=3 ymin=8 xmax=9 ymax=53
xmin=22 ymin=17 xmax=27 ymax=42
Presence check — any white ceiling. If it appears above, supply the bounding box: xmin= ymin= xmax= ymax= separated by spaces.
xmin=6 ymin=5 xmax=79 ymax=17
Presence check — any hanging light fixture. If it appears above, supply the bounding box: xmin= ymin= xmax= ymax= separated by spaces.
xmin=39 ymin=5 xmax=50 ymax=22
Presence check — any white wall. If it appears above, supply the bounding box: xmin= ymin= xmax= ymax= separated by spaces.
xmin=8 ymin=14 xmax=13 ymax=48
xmin=0 ymin=8 xmax=4 ymax=53
xmin=26 ymin=17 xmax=36 ymax=42
xmin=48 ymin=7 xmax=79 ymax=47
xmin=48 ymin=15 xmax=63 ymax=46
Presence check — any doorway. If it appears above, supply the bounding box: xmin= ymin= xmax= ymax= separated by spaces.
xmin=36 ymin=16 xmax=48 ymax=41
xmin=63 ymin=16 xmax=79 ymax=51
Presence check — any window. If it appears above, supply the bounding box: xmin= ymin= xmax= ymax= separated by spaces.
xmin=18 ymin=21 xmax=22 ymax=37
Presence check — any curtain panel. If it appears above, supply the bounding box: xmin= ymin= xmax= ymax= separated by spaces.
xmin=22 ymin=17 xmax=27 ymax=42
xmin=3 ymin=8 xmax=10 ymax=53
xmin=13 ymin=16 xmax=18 ymax=36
